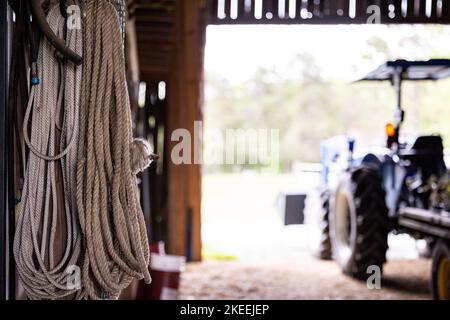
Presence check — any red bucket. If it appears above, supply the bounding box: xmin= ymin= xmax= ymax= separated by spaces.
xmin=147 ymin=254 xmax=186 ymax=300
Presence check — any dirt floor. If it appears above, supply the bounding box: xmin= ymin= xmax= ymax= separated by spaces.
xmin=190 ymin=173 xmax=433 ymax=300
xmin=179 ymin=258 xmax=432 ymax=300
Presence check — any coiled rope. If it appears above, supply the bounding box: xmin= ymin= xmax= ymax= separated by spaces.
xmin=76 ymin=0 xmax=151 ymax=300
xmin=14 ymin=0 xmax=154 ymax=300
xmin=14 ymin=6 xmax=84 ymax=300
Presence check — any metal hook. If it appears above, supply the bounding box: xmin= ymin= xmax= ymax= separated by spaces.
xmin=30 ymin=0 xmax=83 ymax=65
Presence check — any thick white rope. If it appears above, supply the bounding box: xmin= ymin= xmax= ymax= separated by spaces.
xmin=14 ymin=6 xmax=84 ymax=300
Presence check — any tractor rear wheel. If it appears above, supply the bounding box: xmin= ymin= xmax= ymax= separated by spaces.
xmin=431 ymin=240 xmax=450 ymax=300
xmin=316 ymin=188 xmax=332 ymax=260
xmin=329 ymin=166 xmax=389 ymax=280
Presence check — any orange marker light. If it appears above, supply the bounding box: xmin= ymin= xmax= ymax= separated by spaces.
xmin=386 ymin=123 xmax=396 ymax=137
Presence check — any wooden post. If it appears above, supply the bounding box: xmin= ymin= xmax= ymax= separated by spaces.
xmin=0 ymin=0 xmax=9 ymax=300
xmin=166 ymin=0 xmax=206 ymax=261
xmin=125 ymin=14 xmax=140 ymax=116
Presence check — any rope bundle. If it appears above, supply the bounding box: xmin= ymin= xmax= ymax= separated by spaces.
xmin=76 ymin=0 xmax=151 ymax=299
xmin=14 ymin=1 xmax=153 ymax=300
xmin=14 ymin=6 xmax=84 ymax=300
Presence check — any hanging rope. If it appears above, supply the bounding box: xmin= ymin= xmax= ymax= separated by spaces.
xmin=14 ymin=6 xmax=84 ymax=300
xmin=76 ymin=0 xmax=151 ymax=300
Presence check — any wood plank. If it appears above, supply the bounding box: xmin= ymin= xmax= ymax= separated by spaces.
xmin=140 ymin=70 xmax=170 ymax=82
xmin=442 ymin=0 xmax=450 ymax=20
xmin=355 ymin=0 xmax=370 ymax=23
xmin=0 ymin=0 xmax=10 ymax=300
xmin=307 ymin=0 xmax=315 ymax=17
xmin=390 ymin=0 xmax=403 ymax=22
xmin=406 ymin=0 xmax=415 ymax=18
xmin=276 ymin=0 xmax=288 ymax=19
xmin=430 ymin=0 xmax=438 ymax=19
xmin=166 ymin=0 xmax=186 ymax=256
xmin=206 ymin=0 xmax=450 ymax=23
xmin=181 ymin=0 xmax=203 ymax=262
xmin=224 ymin=0 xmax=232 ymax=19
xmin=262 ymin=0 xmax=275 ymax=20
xmin=165 ymin=0 xmax=205 ymax=262
xmin=295 ymin=0 xmax=302 ymax=19
xmin=125 ymin=17 xmax=141 ymax=115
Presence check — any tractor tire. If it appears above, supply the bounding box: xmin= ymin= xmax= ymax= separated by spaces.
xmin=417 ymin=239 xmax=435 ymax=259
xmin=329 ymin=166 xmax=389 ymax=280
xmin=316 ymin=188 xmax=332 ymax=260
xmin=431 ymin=240 xmax=450 ymax=300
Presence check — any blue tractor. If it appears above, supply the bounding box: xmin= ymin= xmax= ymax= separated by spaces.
xmin=316 ymin=59 xmax=450 ymax=300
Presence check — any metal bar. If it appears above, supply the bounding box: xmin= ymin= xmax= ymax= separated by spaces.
xmin=393 ymin=68 xmax=402 ymax=111
xmin=399 ymin=217 xmax=450 ymax=240
xmin=399 ymin=207 xmax=450 ymax=228
xmin=393 ymin=67 xmax=404 ymax=134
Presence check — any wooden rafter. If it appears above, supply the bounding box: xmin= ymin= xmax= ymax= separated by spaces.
xmin=207 ymin=0 xmax=450 ymax=25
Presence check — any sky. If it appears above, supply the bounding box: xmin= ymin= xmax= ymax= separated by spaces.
xmin=204 ymin=24 xmax=450 ymax=83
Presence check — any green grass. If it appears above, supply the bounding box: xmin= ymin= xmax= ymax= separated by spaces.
xmin=202 ymin=245 xmax=238 ymax=261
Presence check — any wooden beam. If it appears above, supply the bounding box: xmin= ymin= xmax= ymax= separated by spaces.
xmin=0 ymin=0 xmax=10 ymax=300
xmin=207 ymin=0 xmax=450 ymax=24
xmin=125 ymin=15 xmax=141 ymax=115
xmin=165 ymin=0 xmax=206 ymax=262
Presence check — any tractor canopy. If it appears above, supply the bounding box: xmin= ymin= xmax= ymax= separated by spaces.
xmin=358 ymin=59 xmax=450 ymax=82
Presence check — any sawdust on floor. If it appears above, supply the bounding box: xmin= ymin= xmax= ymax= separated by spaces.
xmin=179 ymin=257 xmax=431 ymax=300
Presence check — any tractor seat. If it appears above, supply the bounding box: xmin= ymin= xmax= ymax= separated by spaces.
xmin=399 ymin=135 xmax=444 ymax=157
xmin=399 ymin=135 xmax=446 ymax=176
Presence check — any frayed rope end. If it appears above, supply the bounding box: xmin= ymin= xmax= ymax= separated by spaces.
xmin=130 ymin=138 xmax=159 ymax=175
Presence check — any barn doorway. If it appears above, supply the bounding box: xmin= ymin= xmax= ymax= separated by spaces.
xmin=183 ymin=22 xmax=450 ymax=299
